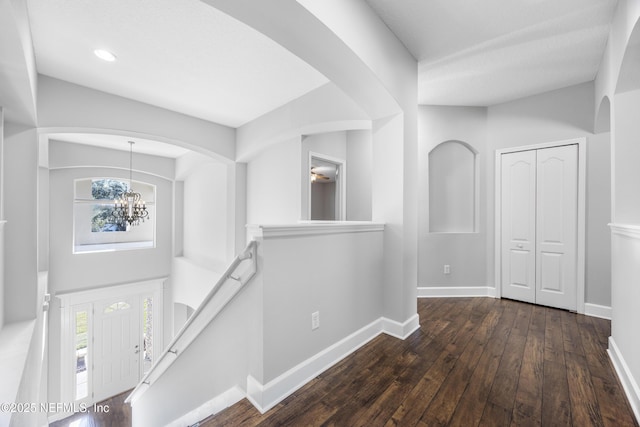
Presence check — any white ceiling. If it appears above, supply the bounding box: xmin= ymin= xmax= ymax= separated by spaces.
xmin=26 ymin=0 xmax=329 ymax=128
xmin=366 ymin=0 xmax=618 ymax=106
xmin=24 ymin=0 xmax=619 ymax=156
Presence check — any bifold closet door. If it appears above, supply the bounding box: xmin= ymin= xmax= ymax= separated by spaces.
xmin=535 ymin=145 xmax=578 ymax=310
xmin=500 ymin=145 xmax=578 ymax=311
xmin=501 ymin=150 xmax=537 ymax=304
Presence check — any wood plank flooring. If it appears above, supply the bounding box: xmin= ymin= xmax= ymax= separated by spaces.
xmin=202 ymin=298 xmax=638 ymax=427
xmin=50 ymin=389 xmax=132 ymax=427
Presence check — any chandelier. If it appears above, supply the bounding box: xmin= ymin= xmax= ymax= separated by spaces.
xmin=112 ymin=141 xmax=149 ymax=227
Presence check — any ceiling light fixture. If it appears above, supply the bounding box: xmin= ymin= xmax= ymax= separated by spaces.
xmin=111 ymin=141 xmax=149 ymax=227
xmin=94 ymin=49 xmax=117 ymax=62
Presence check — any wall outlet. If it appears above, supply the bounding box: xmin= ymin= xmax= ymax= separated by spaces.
xmin=444 ymin=264 xmax=451 ymax=274
xmin=311 ymin=311 xmax=320 ymax=330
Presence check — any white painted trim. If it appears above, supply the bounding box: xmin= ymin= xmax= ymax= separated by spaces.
xmin=584 ymin=303 xmax=612 ymax=320
xmin=307 ymin=151 xmax=347 ymax=221
xmin=165 ymin=386 xmax=245 ymax=427
xmin=494 ymin=138 xmax=587 ymax=313
xmin=57 ymin=278 xmax=166 ymax=410
xmin=608 ymin=337 xmax=640 ymax=423
xmin=418 ymin=286 xmax=497 ymax=298
xmin=382 ymin=314 xmax=420 ymax=339
xmin=246 ymin=313 xmax=418 ymax=414
xmin=247 ymin=221 xmax=384 ymax=239
xmin=247 ymin=317 xmax=384 ymax=413
xmin=609 ymin=223 xmax=640 ymax=239
xmin=57 ymin=277 xmax=167 ymax=307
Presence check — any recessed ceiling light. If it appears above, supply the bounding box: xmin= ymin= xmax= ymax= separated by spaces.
xmin=94 ymin=49 xmax=117 ymax=62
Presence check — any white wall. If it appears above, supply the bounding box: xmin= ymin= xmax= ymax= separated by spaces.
xmin=11 ymin=273 xmax=48 ymax=427
xmin=47 ymin=141 xmax=174 ymax=405
xmin=256 ymin=229 xmax=384 ymax=383
xmin=416 ymin=84 xmax=611 ymax=307
xmin=237 ymin=83 xmax=370 ymax=162
xmin=47 ymin=144 xmax=174 ymax=292
xmin=487 ymin=82 xmax=611 ymax=307
xmin=586 ymin=132 xmax=612 ymax=306
xmin=37 ymin=76 xmax=236 ymax=161
xmin=3 ymin=123 xmax=38 ymax=323
xmin=0 ymin=109 xmax=4 ymax=329
xmin=613 ymin=89 xmax=640 ymax=224
xmin=0 ymin=221 xmax=4 ymax=330
xmin=171 ymin=152 xmax=231 ymax=312
xmin=594 ymin=2 xmax=640 ymax=420
xmin=346 ymin=129 xmax=372 ymax=221
xmin=418 ymin=106 xmax=487 ymax=289
xmin=180 ymin=154 xmax=228 ymax=268
xmin=215 ymin=0 xmax=419 ymax=326
xmin=610 ymin=228 xmax=640 ymax=417
xmin=246 ymin=137 xmax=301 ymax=225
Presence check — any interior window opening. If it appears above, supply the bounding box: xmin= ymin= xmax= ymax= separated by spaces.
xmin=73 ymin=177 xmax=156 ymax=253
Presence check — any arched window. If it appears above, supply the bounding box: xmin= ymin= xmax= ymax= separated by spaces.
xmin=428 ymin=140 xmax=478 ymax=233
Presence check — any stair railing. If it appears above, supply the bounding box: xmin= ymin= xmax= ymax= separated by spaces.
xmin=126 ymin=240 xmax=258 ymax=404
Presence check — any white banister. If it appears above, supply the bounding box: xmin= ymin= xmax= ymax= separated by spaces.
xmin=126 ymin=240 xmax=258 ymax=404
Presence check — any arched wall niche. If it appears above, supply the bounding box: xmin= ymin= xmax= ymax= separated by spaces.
xmin=594 ymin=96 xmax=611 ymax=134
xmin=428 ymin=140 xmax=478 ymax=233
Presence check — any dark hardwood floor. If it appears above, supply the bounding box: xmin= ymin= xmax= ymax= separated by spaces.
xmin=202 ymin=298 xmax=638 ymax=427
xmin=50 ymin=389 xmax=131 ymax=427
xmin=49 ymin=298 xmax=638 ymax=426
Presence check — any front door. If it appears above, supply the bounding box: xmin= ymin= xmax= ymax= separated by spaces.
xmin=93 ymin=296 xmax=141 ymax=401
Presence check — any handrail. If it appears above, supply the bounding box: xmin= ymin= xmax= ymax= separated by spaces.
xmin=126 ymin=240 xmax=258 ymax=404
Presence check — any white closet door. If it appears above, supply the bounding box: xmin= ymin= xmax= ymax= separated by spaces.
xmin=501 ymin=150 xmax=537 ymax=304
xmin=535 ymin=145 xmax=578 ymax=311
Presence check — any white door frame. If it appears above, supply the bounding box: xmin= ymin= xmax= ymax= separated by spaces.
xmin=307 ymin=151 xmax=347 ymax=221
xmin=494 ymin=138 xmax=586 ymax=313
xmin=57 ymin=278 xmax=165 ymax=417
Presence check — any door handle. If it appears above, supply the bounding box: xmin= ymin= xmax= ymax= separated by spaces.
xmin=134 ymin=349 xmax=140 ymax=354
xmin=517 ymin=244 xmax=524 ymax=248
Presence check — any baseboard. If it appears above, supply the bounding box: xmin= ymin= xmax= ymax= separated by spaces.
xmin=166 ymin=385 xmax=245 ymax=427
xmin=246 ymin=313 xmax=419 ymax=414
xmin=382 ymin=314 xmax=420 ymax=339
xmin=247 ymin=317 xmax=384 ymax=413
xmin=418 ymin=286 xmax=497 ymax=298
xmin=584 ymin=303 xmax=612 ymax=320
xmin=608 ymin=337 xmax=640 ymax=423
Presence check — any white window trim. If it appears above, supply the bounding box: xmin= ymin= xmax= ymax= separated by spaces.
xmin=73 ymin=177 xmax=157 ymax=254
